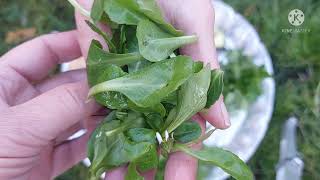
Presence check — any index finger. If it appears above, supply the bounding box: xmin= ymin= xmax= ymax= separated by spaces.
xmin=0 ymin=31 xmax=81 ymax=82
xmin=170 ymin=2 xmax=230 ymax=129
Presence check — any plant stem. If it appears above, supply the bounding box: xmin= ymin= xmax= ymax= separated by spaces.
xmin=85 ymin=20 xmax=117 ymax=53
xmin=185 ymin=128 xmax=216 ymax=146
xmin=151 ymin=35 xmax=198 ymax=45
xmin=67 ymin=0 xmax=91 ymax=19
xmin=105 ymin=117 xmax=144 ymax=137
xmin=87 ymin=53 xmax=143 ymax=66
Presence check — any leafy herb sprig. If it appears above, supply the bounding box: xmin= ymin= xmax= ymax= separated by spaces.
xmin=68 ymin=0 xmax=253 ymax=179
xmin=222 ymin=50 xmax=270 ymax=112
xmin=223 ymin=50 xmax=270 ymax=103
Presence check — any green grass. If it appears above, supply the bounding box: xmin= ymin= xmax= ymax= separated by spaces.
xmin=223 ymin=0 xmax=320 ymax=179
xmin=0 ymin=0 xmax=319 ymax=179
xmin=0 ymin=0 xmax=74 ymax=55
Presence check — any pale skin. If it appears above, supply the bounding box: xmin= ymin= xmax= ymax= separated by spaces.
xmin=0 ymin=0 xmax=229 ymax=179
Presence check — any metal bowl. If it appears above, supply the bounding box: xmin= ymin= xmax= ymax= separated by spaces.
xmin=202 ymin=1 xmax=276 ymax=179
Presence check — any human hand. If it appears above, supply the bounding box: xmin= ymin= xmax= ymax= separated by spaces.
xmin=0 ymin=31 xmax=101 ymax=180
xmin=75 ymin=0 xmax=230 ymax=179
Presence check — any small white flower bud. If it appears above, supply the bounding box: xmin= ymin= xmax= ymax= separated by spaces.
xmin=165 ymin=130 xmax=169 ymax=141
xmin=156 ymin=132 xmax=163 ymax=144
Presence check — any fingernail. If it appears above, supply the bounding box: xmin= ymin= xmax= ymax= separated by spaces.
xmin=50 ymin=30 xmax=60 ymax=34
xmin=85 ymin=97 xmax=93 ymax=104
xmin=220 ymin=102 xmax=230 ymax=127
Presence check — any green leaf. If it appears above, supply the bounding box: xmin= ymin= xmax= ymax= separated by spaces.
xmin=135 ymin=0 xmax=182 ymax=36
xmin=163 ymin=107 xmax=177 ymax=131
xmin=145 ymin=112 xmax=164 ymax=131
xmin=186 ymin=128 xmax=216 ymax=146
xmin=127 ymin=128 xmax=156 ymax=144
xmin=88 ymin=56 xmax=194 ymax=108
xmin=123 ymin=26 xmax=153 ymax=73
xmin=91 ymin=0 xmax=104 ymax=22
xmin=87 ymin=41 xmax=143 ymax=67
xmin=125 ymin=163 xmax=144 ymax=180
xmin=193 ymin=61 xmax=204 ymax=73
xmin=111 ymin=24 xmax=127 ymax=53
xmin=94 ymin=89 xmax=128 ymax=109
xmin=205 ymin=69 xmax=224 ymax=108
xmin=124 ymin=25 xmax=139 ymax=53
xmin=314 ymin=82 xmax=320 ymax=117
xmin=166 ymin=66 xmax=211 ymax=133
xmin=104 ymin=0 xmax=145 ymax=25
xmin=88 ymin=111 xmax=147 ymax=179
xmin=160 ymin=139 xmax=174 ymax=158
xmin=134 ymin=144 xmax=158 ymax=171
xmin=223 ymin=50 xmax=269 ymax=103
xmin=85 ymin=21 xmax=117 ymax=53
xmin=104 ymin=111 xmax=146 ymax=137
xmin=135 ymin=150 xmax=158 ymax=172
xmin=162 ymin=92 xmax=177 ymax=105
xmin=103 ymin=0 xmax=181 ymax=36
xmin=137 ymin=20 xmax=197 ymax=62
xmin=155 ymin=156 xmax=167 ymax=180
xmin=106 ymin=133 xmax=154 ymax=166
xmin=88 ymin=120 xmax=122 ymax=178
xmin=87 ymin=50 xmax=142 ymax=66
xmin=89 ymin=64 xmax=128 ymax=109
xmin=119 ymin=25 xmax=127 ymax=53
xmin=175 ymin=144 xmax=254 ymax=180
xmin=87 ymin=111 xmax=115 ymax=161
xmin=101 ymin=13 xmax=119 ymax=29
xmin=128 ymin=59 xmax=151 ymax=73
xmin=124 ymin=123 xmax=159 ymax=172
xmin=91 ymin=0 xmax=118 ymax=28
xmin=128 ymin=100 xmax=166 ymax=117
xmin=173 ymin=121 xmax=201 ymax=143
xmin=87 ymin=40 xmax=135 ymax=109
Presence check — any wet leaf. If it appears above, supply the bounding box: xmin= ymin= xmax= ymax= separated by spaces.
xmin=125 ymin=163 xmax=144 ymax=180
xmin=176 ymin=144 xmax=254 ymax=180
xmin=173 ymin=121 xmax=201 ymax=143
xmin=88 ymin=56 xmax=194 ymax=108
xmin=205 ymin=69 xmax=224 ymax=108
xmin=137 ymin=20 xmax=197 ymax=62
xmin=166 ymin=66 xmax=211 ymax=133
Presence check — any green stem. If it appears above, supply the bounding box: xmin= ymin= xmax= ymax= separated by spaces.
xmin=151 ymin=35 xmax=198 ymax=45
xmin=85 ymin=20 xmax=117 ymax=53
xmin=166 ymin=96 xmax=206 ymax=133
xmin=87 ymin=53 xmax=143 ymax=67
xmin=175 ymin=35 xmax=198 ymax=43
xmin=105 ymin=118 xmax=144 ymax=137
xmin=185 ymin=128 xmax=216 ymax=146
xmin=172 ymin=143 xmax=187 ymax=152
xmin=67 ymin=0 xmax=91 ymax=19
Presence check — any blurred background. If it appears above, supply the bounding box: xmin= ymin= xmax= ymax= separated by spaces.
xmin=0 ymin=0 xmax=319 ymax=179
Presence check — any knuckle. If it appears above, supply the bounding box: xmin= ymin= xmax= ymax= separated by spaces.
xmin=0 ymin=67 xmax=26 ymax=105
xmin=57 ymin=84 xmax=84 ymax=113
xmin=37 ymin=34 xmax=60 ymax=63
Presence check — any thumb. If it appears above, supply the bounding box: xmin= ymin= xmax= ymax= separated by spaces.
xmin=75 ymin=0 xmax=110 ymax=58
xmin=173 ymin=2 xmax=230 ymax=129
xmin=12 ymin=81 xmax=99 ymax=143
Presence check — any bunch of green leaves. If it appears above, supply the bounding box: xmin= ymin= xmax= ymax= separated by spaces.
xmin=67 ymin=0 xmax=253 ymax=179
xmin=222 ymin=50 xmax=270 ymax=107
